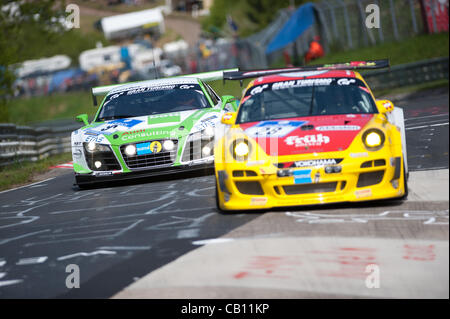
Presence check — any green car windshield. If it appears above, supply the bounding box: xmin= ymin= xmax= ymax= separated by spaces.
xmin=97 ymin=84 xmax=210 ymax=121
xmin=236 ymin=77 xmax=377 ymax=124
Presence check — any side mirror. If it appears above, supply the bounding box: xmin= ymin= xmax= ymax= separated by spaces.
xmin=376 ymin=100 xmax=394 ymax=114
xmin=76 ymin=114 xmax=89 ymax=126
xmin=221 ymin=95 xmax=238 ymax=111
xmin=221 ymin=112 xmax=237 ymax=125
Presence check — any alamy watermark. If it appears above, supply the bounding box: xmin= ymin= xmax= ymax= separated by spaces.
xmin=365 ymin=264 xmax=380 ymax=289
xmin=65 ymin=4 xmax=80 ymax=29
xmin=365 ymin=4 xmax=380 ymax=29
xmin=65 ymin=264 xmax=80 ymax=288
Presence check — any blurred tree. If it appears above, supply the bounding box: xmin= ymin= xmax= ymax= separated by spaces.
xmin=0 ymin=0 xmax=67 ymax=122
xmin=201 ymin=0 xmax=311 ymax=38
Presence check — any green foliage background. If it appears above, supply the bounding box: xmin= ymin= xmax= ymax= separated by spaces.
xmin=0 ymin=0 xmax=108 ymax=122
xmin=201 ymin=0 xmax=311 ymax=37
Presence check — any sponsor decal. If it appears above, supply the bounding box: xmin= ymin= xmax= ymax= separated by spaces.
xmin=222 ymin=113 xmax=234 ymax=121
xmin=94 ymin=171 xmax=113 ymax=176
xmin=108 ymin=118 xmax=142 ymax=128
xmin=350 ymin=152 xmax=369 ymax=158
xmin=98 ymin=119 xmax=143 ymax=135
xmin=202 ymin=114 xmax=219 ymax=122
xmin=85 ymin=119 xmax=143 ymax=136
xmin=355 ymin=188 xmax=372 ymax=198
xmin=245 ymin=120 xmax=307 ymax=138
xmin=195 ymin=114 xmax=219 ymax=131
xmin=285 ymin=134 xmax=330 ymax=147
xmin=84 ymin=135 xmax=104 ymax=143
xmin=136 ymin=141 xmax=162 ymax=155
xmin=293 ymin=169 xmax=312 ymax=184
xmin=126 ymin=85 xmax=175 ymax=95
xmin=293 ymin=158 xmax=343 ymax=168
xmin=250 ymin=84 xmax=268 ymax=95
xmin=246 ymin=160 xmax=266 ymax=166
xmin=180 ymin=85 xmax=195 ymax=89
xmin=337 ymin=78 xmax=356 ymax=85
xmin=315 ymin=125 xmax=361 ymax=131
xmin=272 ymin=78 xmax=333 ymax=90
xmin=103 ymin=91 xmax=125 ymax=107
xmin=148 ymin=113 xmax=181 ymax=125
xmin=382 ymin=101 xmax=394 ymax=112
xmin=121 ymin=129 xmax=170 ymax=141
xmin=84 ymin=130 xmax=100 ymax=136
xmin=250 ymin=197 xmax=268 ymax=206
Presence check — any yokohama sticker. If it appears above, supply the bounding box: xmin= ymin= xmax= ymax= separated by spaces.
xmin=284 ymin=134 xmax=330 ymax=147
xmin=293 ymin=158 xmax=343 ymax=168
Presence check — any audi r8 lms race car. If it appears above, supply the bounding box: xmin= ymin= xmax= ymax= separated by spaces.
xmin=71 ymin=70 xmax=238 ymax=187
xmin=214 ymin=60 xmax=408 ymax=211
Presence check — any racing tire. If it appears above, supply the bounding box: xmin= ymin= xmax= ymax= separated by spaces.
xmin=76 ymin=183 xmax=93 ymax=190
xmin=215 ymin=180 xmax=228 ymax=213
xmin=399 ymin=158 xmax=409 ymax=200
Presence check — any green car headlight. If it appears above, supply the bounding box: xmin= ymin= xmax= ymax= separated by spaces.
xmin=362 ymin=129 xmax=385 ymax=151
xmin=83 ymin=142 xmax=110 ymax=153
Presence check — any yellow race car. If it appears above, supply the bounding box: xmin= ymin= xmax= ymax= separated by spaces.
xmin=214 ymin=60 xmax=408 ymax=212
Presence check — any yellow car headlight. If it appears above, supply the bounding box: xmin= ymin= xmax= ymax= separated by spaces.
xmin=235 ymin=142 xmax=249 ymax=157
xmin=366 ymin=132 xmax=381 ymax=147
xmin=230 ymin=139 xmax=251 ymax=160
xmin=362 ymin=129 xmax=385 ymax=151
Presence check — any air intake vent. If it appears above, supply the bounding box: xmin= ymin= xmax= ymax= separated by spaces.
xmin=357 ymin=170 xmax=384 ymax=187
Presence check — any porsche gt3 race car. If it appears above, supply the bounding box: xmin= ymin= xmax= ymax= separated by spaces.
xmin=71 ymin=69 xmax=238 ymax=187
xmin=214 ymin=60 xmax=408 ymax=211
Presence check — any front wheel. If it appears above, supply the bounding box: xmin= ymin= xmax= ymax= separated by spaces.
xmin=215 ymin=179 xmax=229 ymax=213
xmin=399 ymin=158 xmax=408 ymax=200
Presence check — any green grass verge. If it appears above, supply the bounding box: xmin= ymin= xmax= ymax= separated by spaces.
xmin=7 ymin=91 xmax=96 ymax=125
xmin=0 ymin=153 xmax=72 ymax=191
xmin=373 ymin=79 xmax=449 ymax=97
xmin=271 ymin=33 xmax=449 ymax=68
xmin=8 ymin=81 xmax=249 ymax=125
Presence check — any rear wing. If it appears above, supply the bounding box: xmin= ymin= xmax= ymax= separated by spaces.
xmin=223 ymin=59 xmax=390 ymax=82
xmin=91 ymin=68 xmax=239 ymax=106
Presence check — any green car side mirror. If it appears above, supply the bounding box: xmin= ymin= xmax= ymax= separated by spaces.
xmin=76 ymin=114 xmax=89 ymax=126
xmin=221 ymin=95 xmax=238 ymax=111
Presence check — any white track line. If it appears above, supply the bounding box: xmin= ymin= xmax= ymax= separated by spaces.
xmin=406 ymin=122 xmax=449 ymax=130
xmin=405 ymin=114 xmax=449 ymax=121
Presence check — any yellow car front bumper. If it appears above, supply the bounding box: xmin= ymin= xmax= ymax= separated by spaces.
xmin=215 ymin=154 xmax=406 ymax=211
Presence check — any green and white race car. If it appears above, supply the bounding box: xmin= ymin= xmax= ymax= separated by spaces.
xmin=71 ymin=69 xmax=238 ymax=187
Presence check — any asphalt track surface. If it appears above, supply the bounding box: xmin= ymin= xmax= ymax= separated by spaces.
xmin=0 ymin=89 xmax=448 ymax=298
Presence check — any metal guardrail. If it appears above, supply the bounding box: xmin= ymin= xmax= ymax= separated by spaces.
xmin=0 ymin=122 xmax=81 ymax=167
xmin=0 ymin=57 xmax=448 ymax=167
xmin=364 ymin=57 xmax=449 ymax=91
